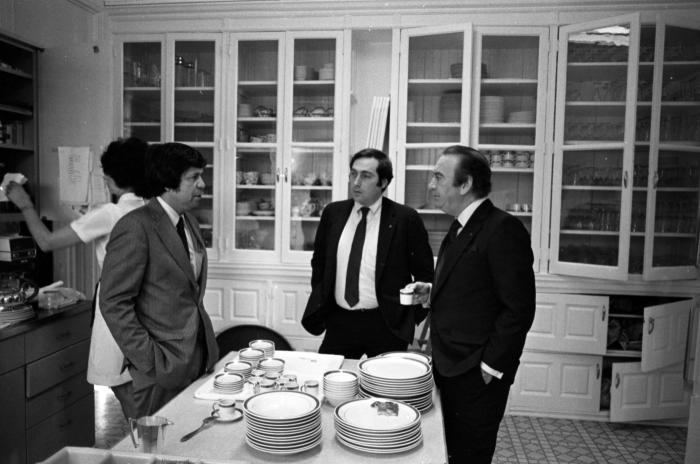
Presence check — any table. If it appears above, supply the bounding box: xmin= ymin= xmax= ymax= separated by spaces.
xmin=113 ymin=352 xmax=448 ymax=463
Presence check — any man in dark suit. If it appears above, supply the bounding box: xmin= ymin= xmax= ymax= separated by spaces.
xmin=100 ymin=142 xmax=218 ymax=419
xmin=410 ymin=145 xmax=535 ymax=463
xmin=302 ymin=148 xmax=434 ymax=359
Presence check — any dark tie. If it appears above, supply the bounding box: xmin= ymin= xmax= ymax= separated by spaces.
xmin=176 ymin=217 xmax=190 ymax=259
xmin=435 ymin=219 xmax=461 ymax=282
xmin=345 ymin=207 xmax=370 ymax=307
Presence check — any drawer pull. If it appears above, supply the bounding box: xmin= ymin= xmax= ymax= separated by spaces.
xmin=596 ymin=364 xmax=600 ymax=379
xmin=58 ymin=419 xmax=72 ymax=429
xmin=57 ymin=391 xmax=73 ymax=401
xmin=56 ymin=331 xmax=72 ymax=340
xmin=615 ymin=373 xmax=620 ymax=388
xmin=648 ymin=317 xmax=655 ymax=334
xmin=60 ymin=361 xmax=75 ymax=371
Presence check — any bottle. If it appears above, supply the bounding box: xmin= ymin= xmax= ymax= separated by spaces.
xmin=175 ymin=56 xmax=185 ymax=87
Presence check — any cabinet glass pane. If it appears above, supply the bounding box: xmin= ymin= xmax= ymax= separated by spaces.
xmin=235 ymin=147 xmax=276 ymax=251
xmin=123 ymin=42 xmax=161 ymax=142
xmin=564 ymin=25 xmax=631 ymax=144
xmin=289 ymin=146 xmax=332 ymax=251
xmin=293 ymin=39 xmax=335 ymax=143
xmin=559 ymin=149 xmax=624 ymax=266
xmin=629 ymin=148 xmax=648 ymax=274
xmin=406 ymin=32 xmax=463 ymax=143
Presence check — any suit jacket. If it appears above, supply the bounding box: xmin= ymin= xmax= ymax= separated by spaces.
xmin=430 ymin=199 xmax=535 ymax=384
xmin=100 ymin=198 xmax=219 ymax=392
xmin=302 ymin=197 xmax=434 ymax=343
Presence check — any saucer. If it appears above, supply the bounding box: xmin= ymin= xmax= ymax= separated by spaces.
xmin=216 ymin=409 xmax=244 ymax=423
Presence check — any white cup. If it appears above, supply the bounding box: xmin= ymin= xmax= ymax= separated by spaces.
xmin=400 ymin=289 xmax=414 ymax=305
xmin=212 ymin=400 xmax=240 ymax=421
xmin=300 ymin=380 xmax=320 ymax=397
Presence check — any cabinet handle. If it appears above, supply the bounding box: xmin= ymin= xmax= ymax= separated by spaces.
xmin=57 ymin=391 xmax=73 ymax=401
xmin=602 ymin=309 xmax=606 ymax=321
xmin=623 ymin=170 xmax=628 ymax=188
xmin=615 ymin=373 xmax=620 ymax=388
xmin=648 ymin=317 xmax=655 ymax=334
xmin=653 ymin=171 xmax=659 ymax=188
xmin=56 ymin=331 xmax=71 ymax=340
xmin=596 ymin=363 xmax=600 ymax=379
xmin=275 ymin=167 xmax=281 ymax=182
xmin=60 ymin=360 xmax=75 ymax=371
xmin=284 ymin=168 xmax=289 ymax=183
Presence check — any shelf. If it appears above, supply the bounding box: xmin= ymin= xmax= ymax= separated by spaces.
xmin=477 ymin=144 xmax=536 ymax=152
xmin=408 ymin=122 xmax=461 ymax=128
xmin=124 ymin=86 xmax=160 ymax=92
xmin=565 ymin=101 xmax=626 ymax=107
xmin=652 ymin=232 xmax=697 ymax=238
xmin=605 ymin=349 xmax=641 ymax=358
xmin=407 ymin=79 xmax=462 ymax=94
xmin=0 ymin=66 xmax=32 ymax=79
xmin=236 ymin=215 xmax=275 ymax=221
xmin=560 ymin=229 xmax=620 ymax=236
xmin=124 ymin=122 xmax=160 ymax=127
xmin=479 ymin=123 xmax=535 ymax=131
xmin=236 ymin=185 xmax=275 ymax=190
xmin=290 ymin=216 xmax=320 ymax=222
xmin=609 ymin=313 xmax=644 ymax=319
xmin=491 ymin=167 xmax=534 ymax=174
xmin=0 ymin=143 xmax=33 ymax=152
xmin=291 ymin=185 xmax=332 ymax=190
xmin=292 ymin=117 xmax=333 ymax=122
xmin=175 ymin=86 xmax=215 ymax=92
xmin=174 ymin=122 xmax=214 ymax=127
xmin=567 ymin=61 xmax=628 ymax=68
xmin=562 ymin=185 xmax=623 ymax=191
xmin=0 ymin=103 xmax=32 ymax=117
xmin=481 ymin=78 xmax=537 ymax=86
xmin=238 ymin=117 xmax=276 ymax=122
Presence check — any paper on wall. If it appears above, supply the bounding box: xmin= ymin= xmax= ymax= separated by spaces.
xmin=58 ymin=146 xmax=90 ymax=205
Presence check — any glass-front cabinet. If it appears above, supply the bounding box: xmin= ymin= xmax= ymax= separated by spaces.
xmin=551 ymin=14 xmax=700 ymax=281
xmin=396 ymin=24 xmax=472 ymax=255
xmin=120 ymin=37 xmax=218 ymax=249
xmin=229 ymin=31 xmax=344 ymax=263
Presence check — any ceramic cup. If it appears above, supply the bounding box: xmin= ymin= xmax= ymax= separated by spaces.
xmin=212 ymin=399 xmax=240 ymax=421
xmin=400 ymin=288 xmax=414 ymax=305
xmin=300 ymin=380 xmax=320 ymax=397
xmin=257 ymin=378 xmax=277 ymax=393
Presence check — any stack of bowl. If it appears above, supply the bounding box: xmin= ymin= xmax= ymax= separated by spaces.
xmin=323 ymin=370 xmax=359 ymax=407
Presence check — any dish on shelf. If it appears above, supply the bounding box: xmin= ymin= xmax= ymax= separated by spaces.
xmin=251 ymin=210 xmax=275 ymax=216
xmin=310 ymin=106 xmax=326 ymax=117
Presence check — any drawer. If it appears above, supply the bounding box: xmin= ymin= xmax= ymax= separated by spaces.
xmin=26 ymin=340 xmax=90 ymax=398
xmin=26 ymin=371 xmax=92 ymax=427
xmin=0 ymin=368 xmax=26 ymax=464
xmin=0 ymin=334 xmax=25 ymax=375
xmin=25 ymin=310 xmax=91 ymax=363
xmin=26 ymin=394 xmax=94 ymax=464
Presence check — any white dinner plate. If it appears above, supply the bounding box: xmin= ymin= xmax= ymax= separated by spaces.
xmin=244 ymin=391 xmax=319 ymax=420
xmin=245 ymin=433 xmax=322 ymax=455
xmin=380 ymin=351 xmax=432 ymax=365
xmin=359 ymin=357 xmax=430 ymax=379
xmin=335 ymin=398 xmax=420 ymax=431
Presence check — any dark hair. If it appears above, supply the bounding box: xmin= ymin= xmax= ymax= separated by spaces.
xmin=443 ymin=145 xmax=492 ymax=198
xmin=350 ymin=148 xmax=393 ymax=190
xmin=100 ymin=137 xmax=149 ymax=197
xmin=145 ymin=142 xmax=206 ymax=197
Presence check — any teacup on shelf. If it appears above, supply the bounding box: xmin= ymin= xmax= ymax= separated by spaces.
xmin=243 ymin=171 xmax=259 ymax=185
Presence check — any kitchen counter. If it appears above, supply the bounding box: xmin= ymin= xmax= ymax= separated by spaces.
xmin=113 ymin=351 xmax=448 ymax=463
xmin=0 ymin=299 xmax=92 ymax=341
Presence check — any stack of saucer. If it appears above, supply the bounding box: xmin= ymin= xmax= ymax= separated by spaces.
xmin=323 ymin=370 xmax=359 ymax=407
xmin=213 ymin=372 xmax=245 ymax=393
xmin=224 ymin=360 xmax=253 ymax=379
xmin=249 ymin=339 xmax=275 ymax=358
xmin=358 ymin=356 xmax=434 ymax=412
xmin=0 ymin=305 xmax=35 ymax=324
xmin=258 ymin=357 xmax=285 ymax=375
xmin=480 ymin=96 xmax=505 ymax=123
xmin=238 ymin=348 xmax=265 ymax=367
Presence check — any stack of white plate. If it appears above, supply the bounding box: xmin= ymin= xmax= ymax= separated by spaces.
xmin=258 ymin=357 xmax=285 ymax=375
xmin=213 ymin=372 xmax=245 ymax=393
xmin=323 ymin=370 xmax=359 ymax=407
xmin=0 ymin=305 xmax=34 ymax=324
xmin=238 ymin=348 xmax=265 ymax=367
xmin=249 ymin=339 xmax=275 ymax=358
xmin=507 ymin=110 xmax=535 ymax=123
xmin=224 ymin=360 xmax=253 ymax=379
xmin=358 ymin=356 xmax=434 ymax=412
xmin=334 ymin=397 xmax=423 ymax=454
xmin=480 ymin=96 xmax=505 ymax=123
xmin=380 ymin=351 xmax=432 ymax=366
xmin=243 ymin=391 xmax=322 ymax=454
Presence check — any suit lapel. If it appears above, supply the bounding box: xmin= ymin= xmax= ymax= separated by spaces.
xmin=375 ymin=197 xmax=396 ymax=282
xmin=148 ymin=199 xmax=197 ymax=285
xmin=431 ymin=200 xmax=493 ymax=301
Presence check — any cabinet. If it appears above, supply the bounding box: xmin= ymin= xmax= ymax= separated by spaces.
xmin=510 ymin=293 xmax=693 ymax=422
xmin=550 ymin=14 xmax=700 ymax=280
xmin=0 ymin=32 xmax=39 ymax=233
xmin=0 ymin=303 xmax=94 ymax=464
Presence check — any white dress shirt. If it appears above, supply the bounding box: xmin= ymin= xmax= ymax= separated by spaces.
xmin=334 ymin=197 xmax=382 ymax=310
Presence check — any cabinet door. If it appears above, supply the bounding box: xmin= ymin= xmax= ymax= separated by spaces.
xmin=610 ymin=361 xmax=689 ymax=422
xmin=0 ymin=367 xmax=25 ymax=464
xmin=510 ymin=351 xmax=602 ymax=415
xmin=120 ymin=38 xmax=163 ymax=143
xmin=526 ymin=293 xmax=608 ymax=355
xmin=396 ymin=24 xmax=472 ymax=254
xmin=282 ymin=31 xmax=345 ymax=263
xmin=550 ymin=14 xmax=641 ymax=280
xmin=642 ymin=298 xmax=692 ymax=372
xmin=642 ymin=21 xmax=700 ymax=280
xmin=472 ymin=26 xmax=550 ymax=271
xmin=230 ymin=33 xmax=285 ymax=259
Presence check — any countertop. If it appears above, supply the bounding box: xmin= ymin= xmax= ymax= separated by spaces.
xmin=0 ymin=300 xmax=92 ymax=341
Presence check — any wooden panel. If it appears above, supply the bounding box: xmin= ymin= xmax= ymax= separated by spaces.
xmin=230 ymin=280 xmax=267 ymax=323
xmin=510 ymin=351 xmax=602 ymax=415
xmin=642 ymin=299 xmax=692 ymax=372
xmin=0 ymin=368 xmax=26 ymax=464
xmin=26 ymin=340 xmax=90 ymax=398
xmin=26 ymin=371 xmax=92 ymax=428
xmin=26 ymin=394 xmax=94 ymax=464
xmin=271 ymin=282 xmax=311 ymax=338
xmin=0 ymin=334 xmax=25 ymax=375
xmin=24 ymin=310 xmax=91 ymax=363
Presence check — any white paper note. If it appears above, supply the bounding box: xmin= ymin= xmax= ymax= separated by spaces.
xmin=58 ymin=146 xmax=90 ymax=205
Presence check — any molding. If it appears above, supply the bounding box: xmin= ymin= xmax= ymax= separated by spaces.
xmin=67 ymin=0 xmax=105 ymax=14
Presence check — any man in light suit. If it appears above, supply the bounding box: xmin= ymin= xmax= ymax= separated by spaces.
xmin=410 ymin=145 xmax=535 ymax=463
xmin=100 ymin=142 xmax=218 ymax=419
xmin=302 ymin=148 xmax=434 ymax=359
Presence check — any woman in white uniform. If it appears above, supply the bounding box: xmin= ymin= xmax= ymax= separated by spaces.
xmin=4 ymin=137 xmax=149 ymax=390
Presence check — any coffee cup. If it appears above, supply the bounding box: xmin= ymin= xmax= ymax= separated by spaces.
xmin=212 ymin=399 xmax=241 ymax=422
xmin=400 ymin=288 xmax=414 ymax=305
xmin=283 ymin=381 xmax=299 ymax=391
xmin=257 ymin=378 xmax=277 ymax=393
xmin=300 ymin=379 xmax=320 ymax=397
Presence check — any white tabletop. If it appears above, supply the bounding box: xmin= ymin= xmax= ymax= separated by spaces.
xmin=113 ymin=351 xmax=448 ymax=464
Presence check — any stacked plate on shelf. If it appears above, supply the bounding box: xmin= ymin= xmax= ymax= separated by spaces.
xmin=480 ymin=96 xmax=505 ymax=123
xmin=243 ymin=391 xmax=322 ymax=455
xmin=213 ymin=372 xmax=245 ymax=393
xmin=334 ymin=397 xmax=423 ymax=454
xmin=0 ymin=304 xmax=35 ymax=324
xmin=224 ymin=360 xmax=253 ymax=379
xmin=358 ymin=356 xmax=434 ymax=412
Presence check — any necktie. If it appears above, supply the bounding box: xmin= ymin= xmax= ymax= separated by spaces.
xmin=435 ymin=219 xmax=461 ymax=283
xmin=176 ymin=217 xmax=190 ymax=259
xmin=345 ymin=207 xmax=370 ymax=307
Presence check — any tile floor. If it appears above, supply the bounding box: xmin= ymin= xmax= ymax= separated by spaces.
xmin=94 ymin=386 xmax=687 ymax=463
